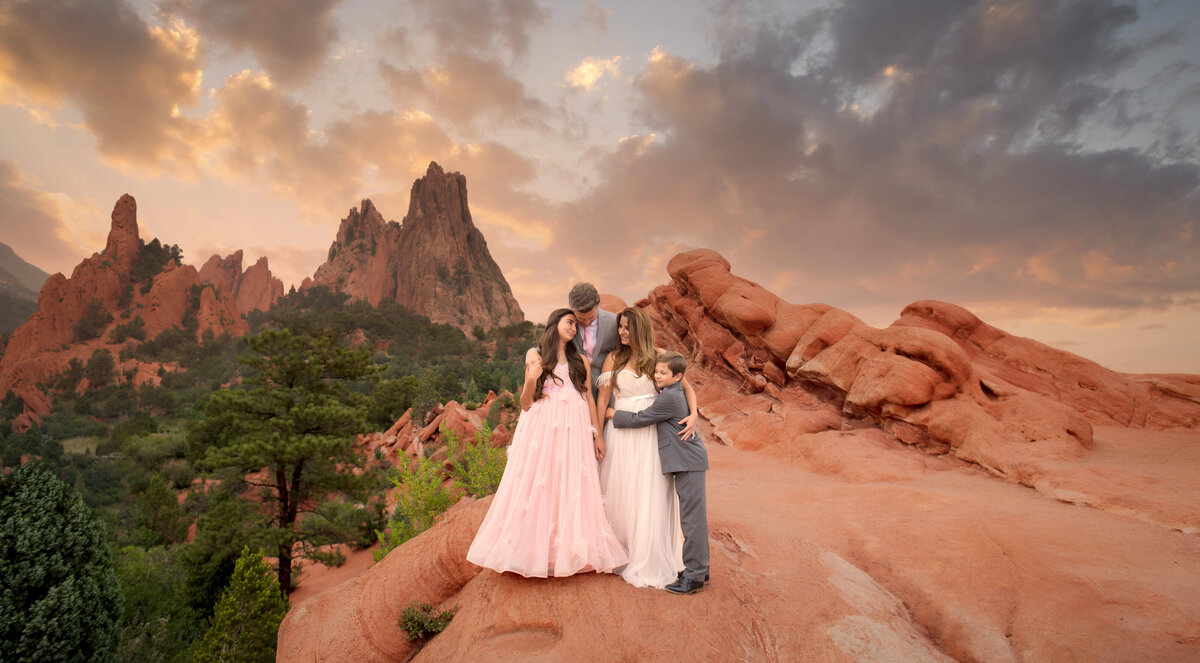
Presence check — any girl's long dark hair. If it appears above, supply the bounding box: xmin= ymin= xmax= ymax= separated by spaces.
xmin=534 ymin=308 xmax=588 ymax=400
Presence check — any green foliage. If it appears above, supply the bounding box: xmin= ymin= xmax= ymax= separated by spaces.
xmin=113 ymin=546 xmax=202 ymax=663
xmin=190 ymin=327 xmax=386 ymax=595
xmin=126 ymin=473 xmax=190 ymax=547
xmin=74 ymin=297 xmax=114 ymax=341
xmin=54 ymin=358 xmax=85 ymax=392
xmin=442 ymin=423 xmax=506 ymax=498
xmin=398 ymin=602 xmax=456 ymax=643
xmin=463 ymin=377 xmax=483 ymax=406
xmin=485 ymin=392 xmax=518 ymax=429
xmin=131 ymin=238 xmax=182 ymax=287
xmin=192 ymin=547 xmax=288 ymax=663
xmin=367 ymin=376 xmax=420 ymax=430
xmin=84 ymin=348 xmax=117 ymax=389
xmin=0 ymin=463 xmax=123 ymax=662
xmin=373 ymin=455 xmax=453 ymax=562
xmin=410 ymin=369 xmax=440 ymax=428
xmin=108 ymin=315 xmax=146 ymax=343
xmin=176 ymin=479 xmax=266 ymax=616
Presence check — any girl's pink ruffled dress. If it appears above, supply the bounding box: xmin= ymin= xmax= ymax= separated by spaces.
xmin=467 ymin=362 xmax=629 ymax=577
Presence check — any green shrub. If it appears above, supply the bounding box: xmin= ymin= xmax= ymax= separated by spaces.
xmin=443 ymin=423 xmax=506 ymax=498
xmin=373 ymin=455 xmax=453 ymax=562
xmin=74 ymin=297 xmax=113 ymax=341
xmin=399 ymin=602 xmax=456 ymax=642
xmin=108 ymin=315 xmax=146 ymax=343
xmin=84 ymin=348 xmax=117 ymax=389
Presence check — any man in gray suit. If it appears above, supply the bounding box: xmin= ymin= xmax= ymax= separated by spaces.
xmin=568 ymin=282 xmax=619 ymax=399
xmin=609 ymin=351 xmax=709 ymax=594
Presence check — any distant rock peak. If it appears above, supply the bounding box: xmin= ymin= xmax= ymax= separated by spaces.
xmin=308 ymin=163 xmax=524 ymax=332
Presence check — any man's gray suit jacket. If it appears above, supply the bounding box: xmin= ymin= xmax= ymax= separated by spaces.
xmin=573 ymin=308 xmax=618 ymax=398
xmin=611 ymin=382 xmax=708 ymax=474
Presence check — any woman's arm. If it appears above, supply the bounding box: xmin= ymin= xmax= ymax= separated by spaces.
xmin=520 ymin=347 xmax=541 ymax=411
xmin=656 ymin=346 xmax=699 ymax=439
xmin=595 ymin=353 xmax=616 ymax=428
xmin=679 ymin=377 xmax=700 ymax=440
xmin=584 ymin=353 xmax=606 ymax=460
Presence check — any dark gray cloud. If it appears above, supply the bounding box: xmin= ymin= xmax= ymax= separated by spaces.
xmin=160 ymin=0 xmax=343 ymax=86
xmin=0 ymin=0 xmax=203 ymax=170
xmin=551 ymin=0 xmax=1200 ymax=316
xmin=410 ymin=0 xmax=549 ymax=60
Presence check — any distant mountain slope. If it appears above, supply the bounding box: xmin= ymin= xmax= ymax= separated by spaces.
xmin=0 ymin=243 xmax=50 ymax=334
xmin=0 ymin=243 xmax=50 ymax=297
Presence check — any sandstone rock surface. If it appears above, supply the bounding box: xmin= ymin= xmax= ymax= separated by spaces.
xmin=308 ymin=162 xmax=524 ymax=333
xmin=279 ymin=423 xmax=1200 ymax=663
xmin=198 ymin=250 xmax=283 ymax=313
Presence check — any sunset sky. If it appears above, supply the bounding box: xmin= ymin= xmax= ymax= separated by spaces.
xmin=1 ymin=0 xmax=1198 ymax=372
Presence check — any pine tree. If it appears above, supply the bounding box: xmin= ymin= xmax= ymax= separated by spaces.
xmin=191 ymin=547 xmax=288 ymax=663
xmin=190 ymin=327 xmax=386 ymax=596
xmin=0 ymin=463 xmax=123 ymax=662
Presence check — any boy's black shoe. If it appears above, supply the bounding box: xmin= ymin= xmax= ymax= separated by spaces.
xmin=677 ymin=571 xmax=709 ymax=582
xmin=665 ymin=576 xmax=704 ymax=595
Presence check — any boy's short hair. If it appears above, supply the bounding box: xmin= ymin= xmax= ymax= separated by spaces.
xmin=656 ymin=351 xmax=687 ymax=376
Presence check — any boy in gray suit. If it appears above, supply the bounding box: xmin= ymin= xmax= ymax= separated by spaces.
xmin=608 ymin=351 xmax=709 ymax=594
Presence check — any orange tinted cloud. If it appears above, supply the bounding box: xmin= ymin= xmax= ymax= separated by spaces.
xmin=0 ymin=0 xmax=204 ymax=171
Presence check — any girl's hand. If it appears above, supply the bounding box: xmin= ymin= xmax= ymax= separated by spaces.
xmin=593 ymin=434 xmax=606 ymax=460
xmin=524 ymin=351 xmax=542 ymax=381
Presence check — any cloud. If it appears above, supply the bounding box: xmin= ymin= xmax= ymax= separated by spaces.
xmin=159 ymin=0 xmax=343 ymax=87
xmin=566 ymin=56 xmax=621 ymax=92
xmin=577 ymin=1 xmax=610 ymax=34
xmin=0 ymin=0 xmax=204 ymax=171
xmin=544 ymin=0 xmax=1200 ymax=318
xmin=0 ymin=160 xmax=95 ymax=275
xmin=379 ymin=53 xmax=552 ymax=132
xmin=410 ymin=0 xmax=549 ymax=60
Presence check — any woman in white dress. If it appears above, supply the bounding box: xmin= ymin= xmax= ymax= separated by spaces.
xmin=596 ymin=307 xmax=698 ymax=588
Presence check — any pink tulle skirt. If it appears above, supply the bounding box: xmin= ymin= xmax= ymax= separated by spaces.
xmin=466 ymin=383 xmax=628 ymax=577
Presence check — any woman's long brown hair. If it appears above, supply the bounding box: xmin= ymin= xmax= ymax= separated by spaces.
xmin=608 ymin=307 xmax=657 ymax=394
xmin=533 ymin=308 xmax=588 ymax=400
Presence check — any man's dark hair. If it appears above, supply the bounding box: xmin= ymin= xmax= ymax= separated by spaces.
xmin=656 ymin=351 xmax=687 ymax=376
xmin=568 ymin=282 xmax=600 ymax=311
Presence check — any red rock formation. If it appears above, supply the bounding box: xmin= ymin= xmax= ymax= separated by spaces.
xmin=307 ymin=163 xmax=524 ymax=333
xmin=281 ymin=250 xmax=1200 ymax=662
xmin=199 ymin=250 xmax=284 ymax=313
xmin=0 ymin=195 xmax=247 ymax=429
xmin=642 ymin=250 xmax=1105 ymax=485
xmin=896 ymin=300 xmax=1200 ymax=429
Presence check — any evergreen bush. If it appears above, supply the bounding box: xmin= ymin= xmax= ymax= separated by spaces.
xmin=191 ymin=547 xmax=288 ymax=663
xmin=0 ymin=463 xmax=123 ymax=662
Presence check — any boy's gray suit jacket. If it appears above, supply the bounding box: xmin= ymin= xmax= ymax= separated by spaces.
xmin=573 ymin=308 xmax=619 ymax=396
xmin=612 ymin=382 xmax=708 ymax=474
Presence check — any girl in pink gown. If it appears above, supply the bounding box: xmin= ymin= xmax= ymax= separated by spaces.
xmin=467 ymin=309 xmax=628 ymax=577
